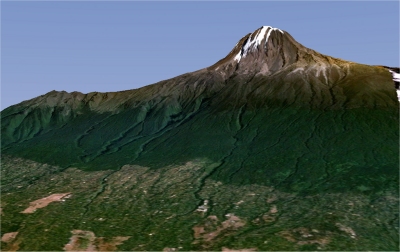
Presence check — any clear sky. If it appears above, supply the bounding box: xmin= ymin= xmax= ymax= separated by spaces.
xmin=2 ymin=1 xmax=399 ymax=109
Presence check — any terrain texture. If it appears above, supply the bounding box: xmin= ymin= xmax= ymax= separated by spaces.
xmin=1 ymin=26 xmax=399 ymax=251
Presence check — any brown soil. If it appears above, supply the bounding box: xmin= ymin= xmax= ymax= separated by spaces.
xmin=63 ymin=230 xmax=130 ymax=251
xmin=63 ymin=230 xmax=96 ymax=251
xmin=221 ymin=214 xmax=246 ymax=230
xmin=193 ymin=226 xmax=205 ymax=239
xmin=1 ymin=232 xmax=18 ymax=243
xmin=97 ymin=236 xmax=130 ymax=251
xmin=2 ymin=242 xmax=20 ymax=252
xmin=21 ymin=193 xmax=71 ymax=213
xmin=222 ymin=247 xmax=257 ymax=252
xmin=277 ymin=227 xmax=331 ymax=247
xmin=1 ymin=232 xmax=20 ymax=252
xmin=297 ymin=237 xmax=331 ymax=246
xmin=193 ymin=214 xmax=246 ymax=243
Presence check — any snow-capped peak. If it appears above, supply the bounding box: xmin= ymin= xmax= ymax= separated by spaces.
xmin=234 ymin=26 xmax=284 ymax=62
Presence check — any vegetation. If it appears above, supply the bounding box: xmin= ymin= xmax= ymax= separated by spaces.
xmin=1 ymin=28 xmax=398 ymax=250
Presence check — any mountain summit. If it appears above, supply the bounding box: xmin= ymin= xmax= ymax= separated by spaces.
xmin=1 ymin=26 xmax=398 ymax=251
xmin=213 ymin=25 xmax=399 ymax=89
xmin=234 ymin=26 xmax=285 ymax=62
xmin=211 ymin=26 xmax=304 ymax=74
xmin=209 ymin=26 xmax=397 ymax=109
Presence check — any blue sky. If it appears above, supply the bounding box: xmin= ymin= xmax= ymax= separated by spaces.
xmin=2 ymin=1 xmax=399 ymax=109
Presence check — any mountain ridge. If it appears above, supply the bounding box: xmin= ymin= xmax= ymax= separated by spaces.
xmin=2 ymin=26 xmax=398 ymax=150
xmin=3 ymin=26 xmax=398 ymax=113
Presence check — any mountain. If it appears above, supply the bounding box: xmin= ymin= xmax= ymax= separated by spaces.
xmin=1 ymin=26 xmax=398 ymax=251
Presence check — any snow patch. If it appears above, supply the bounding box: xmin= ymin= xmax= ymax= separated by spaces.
xmin=388 ymin=70 xmax=400 ymax=82
xmin=289 ymin=67 xmax=304 ymax=75
xmin=315 ymin=64 xmax=328 ymax=84
xmin=255 ymin=26 xmax=269 ymax=48
xmin=234 ymin=52 xmax=242 ymax=62
xmin=234 ymin=26 xmax=284 ymax=62
xmin=387 ymin=69 xmax=400 ymax=102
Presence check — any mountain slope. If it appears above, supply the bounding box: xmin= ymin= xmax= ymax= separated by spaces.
xmin=2 ymin=27 xmax=397 ymax=145
xmin=1 ymin=26 xmax=398 ymax=251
